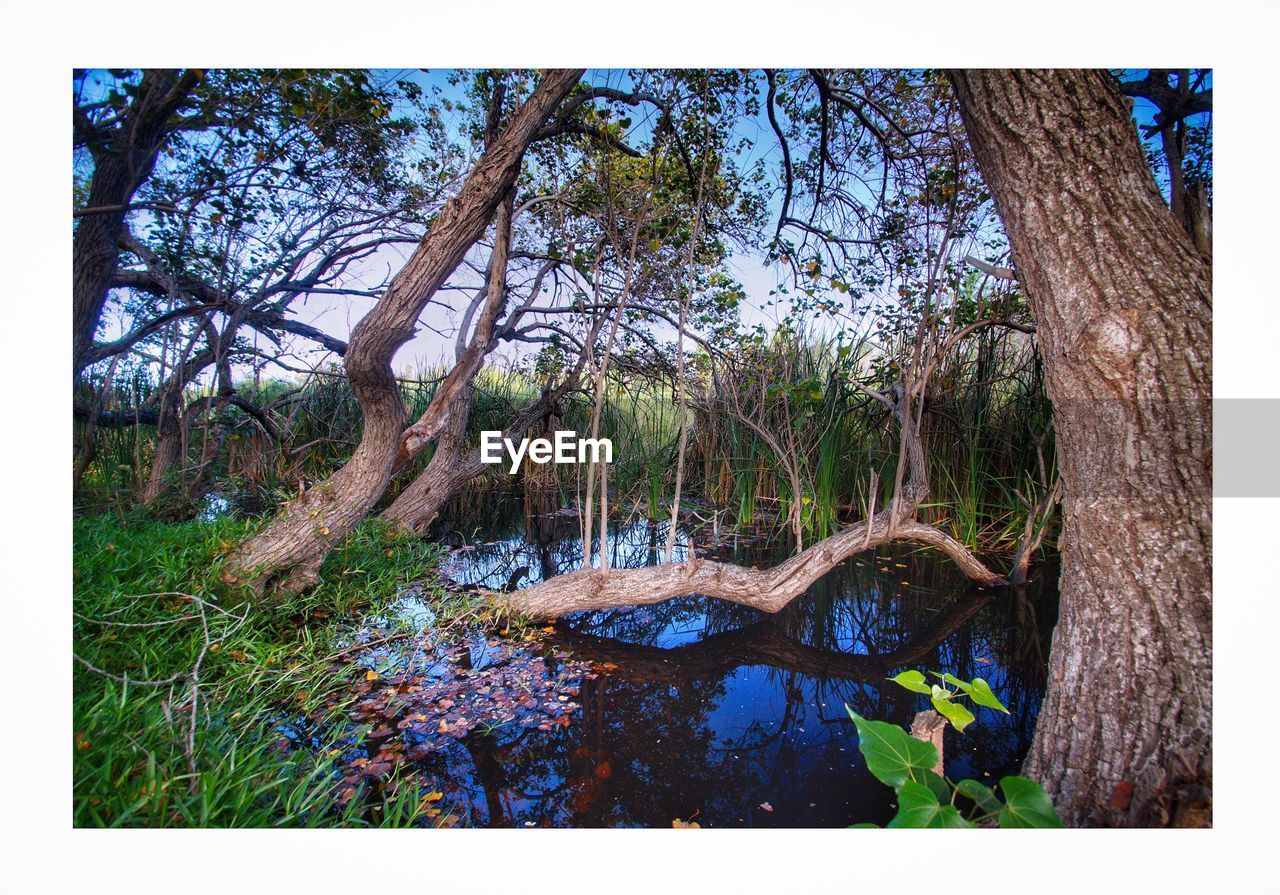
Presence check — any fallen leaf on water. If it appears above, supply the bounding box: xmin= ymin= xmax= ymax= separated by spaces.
xmin=365 ymin=669 xmax=379 ymax=682
xmin=672 ymin=818 xmax=701 ymax=829
xmin=422 ymin=790 xmax=444 ymax=804
xmin=759 ymin=801 xmax=773 ymax=812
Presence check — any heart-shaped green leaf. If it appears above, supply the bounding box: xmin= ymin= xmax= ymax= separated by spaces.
xmin=919 ymin=768 xmax=952 ymax=802
xmin=931 ymin=694 xmax=975 ymax=732
xmin=847 ymin=709 xmax=939 ymax=789
xmin=889 ymin=669 xmax=932 ymax=694
xmin=887 ymin=781 xmax=974 ymax=828
xmin=997 ymin=776 xmax=1063 ymax=828
xmin=969 ymin=678 xmax=1009 ymax=714
xmin=956 ymin=778 xmax=1003 ymax=815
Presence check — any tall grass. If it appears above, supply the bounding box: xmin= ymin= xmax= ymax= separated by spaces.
xmin=75 ymin=324 xmax=1054 ymax=559
xmin=73 ymin=512 xmax=472 ymax=826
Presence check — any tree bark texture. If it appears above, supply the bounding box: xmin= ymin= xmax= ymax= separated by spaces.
xmin=949 ymin=69 xmax=1212 ymax=827
xmin=222 ymin=70 xmax=583 ymax=592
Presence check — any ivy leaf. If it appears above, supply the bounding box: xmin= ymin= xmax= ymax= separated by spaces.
xmin=888 ymin=670 xmax=933 ymax=694
xmin=956 ymin=779 xmax=1003 ymax=815
xmin=969 ymin=678 xmax=1009 ymax=714
xmin=847 ymin=709 xmax=939 ymax=790
xmin=997 ymin=776 xmax=1063 ymax=828
xmin=930 ymin=694 xmax=975 ymax=732
xmin=887 ymin=781 xmax=974 ymax=828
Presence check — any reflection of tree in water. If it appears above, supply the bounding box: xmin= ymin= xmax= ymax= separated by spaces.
xmin=429 ymin=492 xmax=1058 ymax=826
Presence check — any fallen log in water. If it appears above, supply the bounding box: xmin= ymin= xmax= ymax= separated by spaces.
xmin=498 ymin=515 xmax=1006 ymax=620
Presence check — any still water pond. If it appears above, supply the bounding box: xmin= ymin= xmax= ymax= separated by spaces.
xmin=341 ymin=493 xmax=1056 ymax=828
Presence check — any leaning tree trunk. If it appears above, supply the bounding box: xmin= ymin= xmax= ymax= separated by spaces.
xmin=73 ymin=69 xmax=201 ymax=378
xmin=950 ymin=70 xmax=1212 ymax=827
xmin=222 ymin=70 xmax=582 ymax=593
xmin=382 ymin=362 xmax=586 ymax=534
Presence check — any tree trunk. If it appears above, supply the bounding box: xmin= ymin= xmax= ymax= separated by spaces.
xmin=381 ymin=389 xmax=476 ymax=535
xmin=140 ymin=385 xmax=184 ymax=507
xmin=949 ymin=69 xmax=1212 ymax=827
xmin=222 ymin=70 xmax=582 ymax=592
xmin=382 ymin=364 xmax=585 ymax=534
xmin=73 ymin=69 xmax=201 ymax=378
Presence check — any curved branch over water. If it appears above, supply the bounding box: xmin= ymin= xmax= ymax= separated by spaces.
xmin=500 ymin=517 xmax=1004 ymax=620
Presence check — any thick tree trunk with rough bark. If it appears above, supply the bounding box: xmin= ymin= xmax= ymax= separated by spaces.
xmin=222 ymin=70 xmax=582 ymax=592
xmin=949 ymin=70 xmax=1212 ymax=827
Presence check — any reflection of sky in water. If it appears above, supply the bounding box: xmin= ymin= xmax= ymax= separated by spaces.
xmin=408 ymin=492 xmax=1059 ymax=827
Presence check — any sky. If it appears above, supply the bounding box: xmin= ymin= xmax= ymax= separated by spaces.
xmin=93 ymin=68 xmax=1211 ymax=384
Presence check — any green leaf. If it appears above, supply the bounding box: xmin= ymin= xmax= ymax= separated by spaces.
xmin=889 ymin=670 xmax=932 ymax=694
xmin=887 ymin=781 xmax=974 ymax=828
xmin=931 ymin=694 xmax=975 ymax=732
xmin=932 ymin=671 xmax=974 ymax=696
xmin=919 ymin=769 xmax=952 ymax=802
xmin=997 ymin=776 xmax=1063 ymax=828
xmin=969 ymin=678 xmax=1009 ymax=714
xmin=847 ymin=709 xmax=939 ymax=789
xmin=956 ymin=778 xmax=1003 ymax=815
xmin=848 ymin=822 xmax=881 ymax=828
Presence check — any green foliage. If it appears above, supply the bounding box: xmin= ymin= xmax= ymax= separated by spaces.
xmin=888 ymin=782 xmax=973 ymax=828
xmin=847 ymin=705 xmax=1062 ymax=829
xmin=73 ymin=513 xmax=466 ymax=827
xmin=846 ymin=713 xmax=940 ymax=790
xmin=891 ymin=669 xmax=1009 ymax=734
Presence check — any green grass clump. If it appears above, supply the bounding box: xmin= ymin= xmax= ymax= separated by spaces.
xmin=73 ymin=512 xmax=469 ymax=827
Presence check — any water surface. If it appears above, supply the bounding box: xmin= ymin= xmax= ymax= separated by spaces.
xmin=396 ymin=492 xmax=1059 ymax=827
